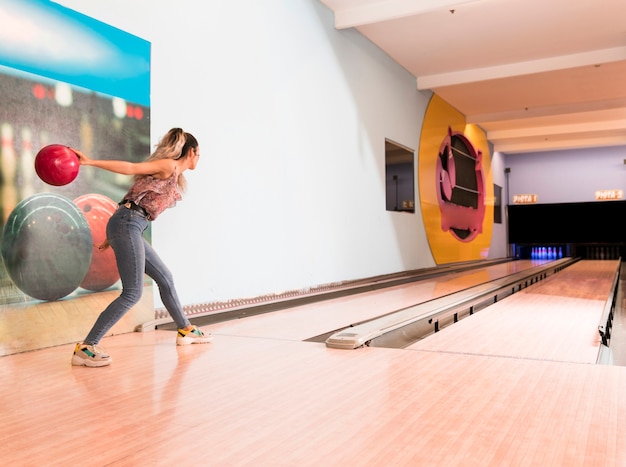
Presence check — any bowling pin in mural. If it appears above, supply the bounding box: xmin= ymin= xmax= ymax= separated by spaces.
xmin=39 ymin=130 xmax=49 ymax=148
xmin=20 ymin=127 xmax=36 ymax=198
xmin=1 ymin=122 xmax=18 ymax=222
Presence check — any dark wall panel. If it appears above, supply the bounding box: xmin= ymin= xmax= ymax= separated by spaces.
xmin=508 ymin=201 xmax=626 ymax=244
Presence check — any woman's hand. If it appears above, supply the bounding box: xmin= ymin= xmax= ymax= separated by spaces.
xmin=96 ymin=239 xmax=110 ymax=251
xmin=71 ymin=148 xmax=91 ymax=166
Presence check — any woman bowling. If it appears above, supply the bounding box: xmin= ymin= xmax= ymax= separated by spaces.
xmin=71 ymin=127 xmax=211 ymax=367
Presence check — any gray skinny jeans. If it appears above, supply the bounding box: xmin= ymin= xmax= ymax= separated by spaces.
xmin=84 ymin=205 xmax=190 ymax=345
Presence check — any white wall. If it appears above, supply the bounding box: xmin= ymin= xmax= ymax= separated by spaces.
xmin=489 ymin=150 xmax=508 ymax=258
xmin=57 ymin=0 xmax=440 ymax=306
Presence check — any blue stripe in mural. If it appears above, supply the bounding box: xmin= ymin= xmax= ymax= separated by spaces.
xmin=0 ymin=0 xmax=150 ymax=106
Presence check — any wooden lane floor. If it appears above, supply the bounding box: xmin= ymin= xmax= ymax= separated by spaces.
xmin=1 ymin=323 xmax=624 ymax=464
xmin=202 ymin=259 xmax=554 ymax=342
xmin=1 ymin=259 xmax=625 ymax=465
xmin=408 ymin=260 xmax=619 ymax=364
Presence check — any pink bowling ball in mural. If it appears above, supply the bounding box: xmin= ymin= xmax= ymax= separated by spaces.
xmin=74 ymin=194 xmax=120 ymax=291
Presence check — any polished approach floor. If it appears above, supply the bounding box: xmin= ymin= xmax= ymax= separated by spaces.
xmin=1 ymin=259 xmax=624 ymax=466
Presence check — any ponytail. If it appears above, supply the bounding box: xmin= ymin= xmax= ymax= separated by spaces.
xmin=133 ymin=127 xmax=198 ymax=192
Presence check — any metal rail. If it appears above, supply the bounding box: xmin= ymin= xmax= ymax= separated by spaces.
xmin=597 ymin=259 xmax=622 ymax=364
xmin=149 ymin=258 xmax=515 ymax=331
xmin=326 ymin=258 xmax=578 ymax=350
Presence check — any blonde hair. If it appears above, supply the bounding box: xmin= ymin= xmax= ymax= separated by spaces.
xmin=135 ymin=127 xmax=198 ymax=191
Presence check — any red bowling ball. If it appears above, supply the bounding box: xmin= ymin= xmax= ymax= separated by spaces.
xmin=34 ymin=144 xmax=80 ymax=186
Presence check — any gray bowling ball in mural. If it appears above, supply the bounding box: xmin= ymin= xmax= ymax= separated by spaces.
xmin=1 ymin=192 xmax=92 ymax=301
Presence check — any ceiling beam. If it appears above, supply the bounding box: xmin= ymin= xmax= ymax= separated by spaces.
xmin=322 ymin=0 xmax=475 ymax=29
xmin=488 ymin=120 xmax=626 ymax=141
xmin=418 ymin=47 xmax=626 ymax=89
xmin=494 ymin=135 xmax=626 ymax=154
xmin=467 ymin=98 xmax=626 ymax=124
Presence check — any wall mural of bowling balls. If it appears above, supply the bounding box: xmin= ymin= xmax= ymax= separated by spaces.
xmin=0 ymin=71 xmax=150 ymax=305
xmin=74 ymin=193 xmax=120 ymax=292
xmin=0 ymin=192 xmax=93 ymax=301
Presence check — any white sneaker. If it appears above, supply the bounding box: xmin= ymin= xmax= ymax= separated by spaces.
xmin=176 ymin=326 xmax=213 ymax=346
xmin=71 ymin=343 xmax=112 ymax=367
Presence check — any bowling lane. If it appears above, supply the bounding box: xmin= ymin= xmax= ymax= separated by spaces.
xmin=407 ymin=259 xmax=620 ymax=363
xmin=205 ymin=259 xmax=554 ymax=341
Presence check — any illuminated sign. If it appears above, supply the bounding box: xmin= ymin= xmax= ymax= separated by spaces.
xmin=595 ymin=189 xmax=623 ymax=200
xmin=512 ymin=194 xmax=538 ymax=204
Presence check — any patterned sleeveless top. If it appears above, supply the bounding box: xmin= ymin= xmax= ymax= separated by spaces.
xmin=122 ymin=170 xmax=182 ymax=221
